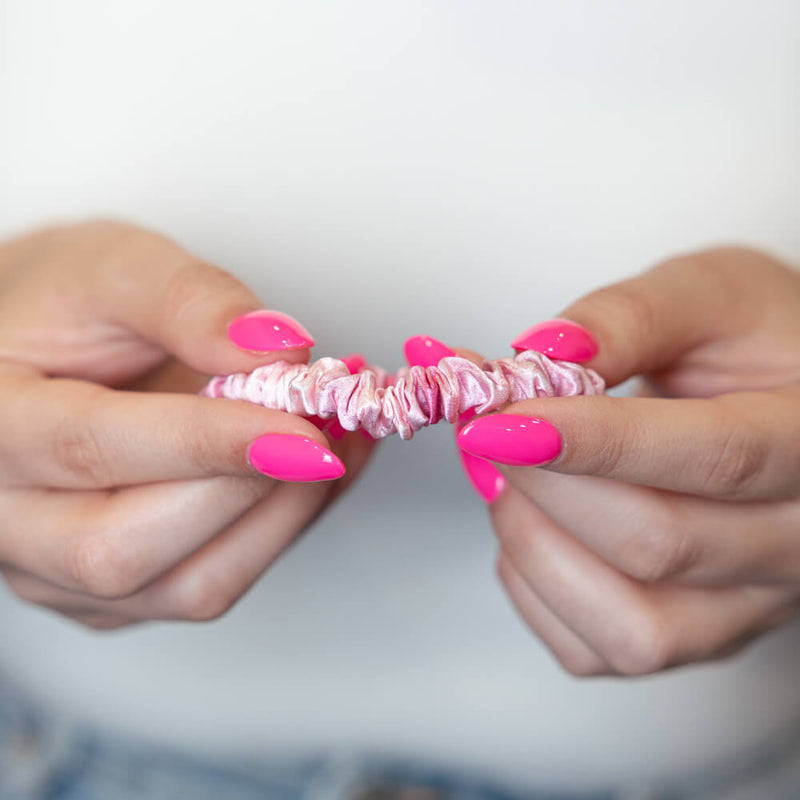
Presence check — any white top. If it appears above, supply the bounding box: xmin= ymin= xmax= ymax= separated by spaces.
xmin=1 ymin=0 xmax=799 ymax=790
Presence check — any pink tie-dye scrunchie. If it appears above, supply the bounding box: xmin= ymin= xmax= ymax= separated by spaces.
xmin=202 ymin=350 xmax=605 ymax=440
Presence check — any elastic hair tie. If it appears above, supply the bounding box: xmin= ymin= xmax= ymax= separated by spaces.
xmin=202 ymin=350 xmax=605 ymax=440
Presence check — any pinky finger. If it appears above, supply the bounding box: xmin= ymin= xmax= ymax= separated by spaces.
xmin=496 ymin=551 xmax=611 ymax=677
xmin=2 ymin=568 xmax=140 ymax=630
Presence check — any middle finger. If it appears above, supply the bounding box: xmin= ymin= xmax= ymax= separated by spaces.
xmin=502 ymin=468 xmax=800 ymax=586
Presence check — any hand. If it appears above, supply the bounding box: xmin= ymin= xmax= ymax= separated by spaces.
xmin=457 ymin=247 xmax=800 ymax=676
xmin=0 ymin=220 xmax=373 ymax=629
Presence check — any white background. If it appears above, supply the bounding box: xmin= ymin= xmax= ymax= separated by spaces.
xmin=0 ymin=0 xmax=798 ymax=790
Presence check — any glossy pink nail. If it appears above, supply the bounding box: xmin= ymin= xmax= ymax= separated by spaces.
xmin=403 ymin=335 xmax=455 ymax=368
xmin=511 ymin=319 xmax=598 ymax=362
xmin=457 ymin=414 xmax=562 ymax=466
xmin=458 ymin=448 xmax=507 ymax=503
xmin=326 ymin=419 xmax=348 ymax=440
xmin=306 ymin=415 xmax=329 ymax=432
xmin=340 ymin=353 xmax=368 ymax=374
xmin=248 ymin=434 xmax=344 ymax=481
xmin=228 ymin=310 xmax=314 ymax=352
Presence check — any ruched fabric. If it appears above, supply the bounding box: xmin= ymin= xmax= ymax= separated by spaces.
xmin=202 ymin=350 xmax=605 ymax=439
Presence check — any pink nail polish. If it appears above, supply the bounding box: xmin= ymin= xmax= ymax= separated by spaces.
xmin=456 ymin=407 xmax=477 ymax=430
xmin=228 ymin=310 xmax=315 ymax=352
xmin=340 ymin=353 xmax=368 ymax=374
xmin=306 ymin=415 xmax=329 ymax=431
xmin=403 ymin=335 xmax=455 ymax=368
xmin=457 ymin=414 xmax=562 ymax=466
xmin=511 ymin=319 xmax=598 ymax=362
xmin=458 ymin=448 xmax=507 ymax=503
xmin=248 ymin=434 xmax=345 ymax=481
xmin=326 ymin=419 xmax=348 ymax=440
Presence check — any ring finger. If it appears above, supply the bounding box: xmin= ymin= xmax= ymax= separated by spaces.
xmin=492 ymin=486 xmax=797 ymax=675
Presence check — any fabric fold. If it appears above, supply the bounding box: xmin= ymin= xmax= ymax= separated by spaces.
xmin=202 ymin=351 xmax=605 ymax=440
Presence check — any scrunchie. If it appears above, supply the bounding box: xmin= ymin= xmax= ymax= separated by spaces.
xmin=202 ymin=350 xmax=605 ymax=440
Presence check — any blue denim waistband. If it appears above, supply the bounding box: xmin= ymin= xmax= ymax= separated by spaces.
xmin=2 ymin=672 xmax=800 ymax=800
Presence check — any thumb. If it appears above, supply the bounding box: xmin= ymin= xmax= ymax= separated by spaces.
xmin=511 ymin=247 xmax=773 ymax=387
xmin=86 ymin=221 xmax=314 ymax=377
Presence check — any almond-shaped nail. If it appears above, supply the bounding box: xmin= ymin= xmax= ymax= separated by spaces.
xmin=340 ymin=353 xmax=368 ymax=374
xmin=458 ymin=447 xmax=507 ymax=503
xmin=403 ymin=335 xmax=455 ymax=368
xmin=511 ymin=319 xmax=598 ymax=362
xmin=457 ymin=414 xmax=562 ymax=466
xmin=306 ymin=415 xmax=330 ymax=432
xmin=326 ymin=419 xmax=348 ymax=440
xmin=248 ymin=434 xmax=344 ymax=481
xmin=228 ymin=310 xmax=315 ymax=352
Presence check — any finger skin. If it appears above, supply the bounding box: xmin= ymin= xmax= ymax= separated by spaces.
xmin=504 ymin=468 xmax=800 ymax=587
xmin=0 ymin=221 xmax=362 ymax=624
xmin=1 ymin=479 xmax=332 ymax=622
xmin=554 ymin=247 xmax=800 ymax=387
xmin=85 ymin=222 xmax=313 ymax=376
xmin=496 ymin=552 xmax=611 ymax=676
xmin=0 ymin=473 xmax=277 ymax=598
xmin=0 ymin=370 xmax=335 ymax=488
xmin=0 ymin=221 xmax=312 ymax=383
xmin=493 ymin=388 xmax=800 ymax=501
xmin=492 ymin=486 xmax=796 ymax=675
xmin=0 ymin=429 xmax=368 ymax=613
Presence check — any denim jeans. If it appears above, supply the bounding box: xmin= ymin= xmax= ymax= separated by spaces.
xmin=2 ymin=673 xmax=800 ymax=800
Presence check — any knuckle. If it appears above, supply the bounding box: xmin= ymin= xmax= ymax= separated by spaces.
xmin=51 ymin=402 xmax=112 ymax=487
xmin=165 ymin=569 xmax=238 ymax=622
xmin=66 ymin=531 xmax=140 ymax=599
xmin=611 ymin=284 xmax=660 ymax=342
xmin=607 ymin=610 xmax=674 ymax=677
xmin=160 ymin=258 xmax=245 ymax=325
xmin=586 ymin=414 xmax=628 ymax=477
xmin=583 ymin=284 xmax=660 ymax=366
xmin=616 ymin=508 xmax=696 ymax=584
xmin=701 ymin=417 xmax=766 ymax=498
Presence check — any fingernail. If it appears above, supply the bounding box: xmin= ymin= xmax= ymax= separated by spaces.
xmin=248 ymin=434 xmax=345 ymax=481
xmin=458 ymin=448 xmax=507 ymax=503
xmin=340 ymin=353 xmax=368 ymax=374
xmin=457 ymin=414 xmax=562 ymax=466
xmin=511 ymin=319 xmax=598 ymax=362
xmin=228 ymin=310 xmax=315 ymax=352
xmin=457 ymin=407 xmax=476 ymax=430
xmin=326 ymin=419 xmax=348 ymax=440
xmin=306 ymin=415 xmax=330 ymax=431
xmin=403 ymin=335 xmax=455 ymax=368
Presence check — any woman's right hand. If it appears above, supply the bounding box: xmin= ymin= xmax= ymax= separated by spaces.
xmin=0 ymin=220 xmax=374 ymax=630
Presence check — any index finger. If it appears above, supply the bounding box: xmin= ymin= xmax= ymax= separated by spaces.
xmin=0 ymin=367 xmax=344 ymax=489
xmin=512 ymin=247 xmax=798 ymax=387
xmin=457 ymin=388 xmax=800 ymax=501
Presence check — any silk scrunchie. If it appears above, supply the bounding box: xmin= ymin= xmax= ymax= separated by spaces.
xmin=202 ymin=350 xmax=605 ymax=440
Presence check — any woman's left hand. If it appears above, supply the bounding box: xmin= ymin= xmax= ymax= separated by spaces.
xmin=457 ymin=247 xmax=800 ymax=676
